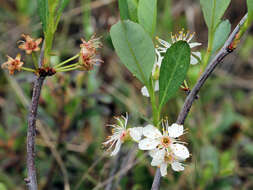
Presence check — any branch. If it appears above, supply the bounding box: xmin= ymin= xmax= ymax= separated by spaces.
xmin=26 ymin=43 xmax=45 ymax=190
xmin=151 ymin=13 xmax=248 ymax=190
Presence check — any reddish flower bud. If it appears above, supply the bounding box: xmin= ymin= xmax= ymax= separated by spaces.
xmin=79 ymin=35 xmax=103 ymax=71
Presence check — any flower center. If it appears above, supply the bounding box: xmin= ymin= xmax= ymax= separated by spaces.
xmin=120 ymin=131 xmax=127 ymax=141
xmin=164 ymin=153 xmax=174 ymax=163
xmin=161 ymin=136 xmax=171 ymax=148
xmin=27 ymin=42 xmax=36 ymax=50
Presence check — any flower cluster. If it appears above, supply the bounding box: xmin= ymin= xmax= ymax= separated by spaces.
xmin=141 ymin=29 xmax=202 ymax=97
xmin=53 ymin=35 xmax=103 ymax=72
xmin=1 ymin=34 xmax=42 ymax=75
xmin=1 ymin=33 xmax=103 ymax=75
xmin=78 ymin=35 xmax=103 ymax=71
xmin=103 ymin=114 xmax=189 ymax=176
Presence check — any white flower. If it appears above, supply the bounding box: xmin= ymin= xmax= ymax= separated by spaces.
xmin=138 ymin=123 xmax=184 ymax=150
xmin=150 ymin=146 xmax=189 ymax=176
xmin=103 ymin=113 xmax=143 ymax=156
xmin=138 ymin=121 xmax=190 ymax=176
xmin=156 ymin=29 xmax=202 ymax=65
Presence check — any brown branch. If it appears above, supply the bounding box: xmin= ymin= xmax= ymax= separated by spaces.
xmin=26 ymin=43 xmax=45 ymax=190
xmin=151 ymin=13 xmax=248 ymax=190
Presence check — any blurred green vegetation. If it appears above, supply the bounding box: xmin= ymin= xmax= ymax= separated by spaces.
xmin=0 ymin=0 xmax=253 ymax=189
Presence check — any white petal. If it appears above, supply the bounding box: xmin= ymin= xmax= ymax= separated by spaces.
xmin=190 ymin=51 xmax=201 ymax=65
xmin=187 ymin=33 xmax=194 ymax=42
xmin=171 ymin=161 xmax=184 ymax=171
xmin=160 ymin=162 xmax=168 ymax=176
xmin=110 ymin=140 xmax=121 ymax=156
xmin=149 ymin=149 xmax=158 ymax=157
xmin=151 ymin=157 xmax=163 ymax=166
xmin=167 ymin=123 xmax=184 ymax=138
xmin=189 ymin=42 xmax=202 ymax=48
xmin=129 ymin=127 xmax=143 ymax=142
xmin=157 ymin=38 xmax=171 ymax=48
xmin=171 ymin=144 xmax=190 ymax=160
xmin=190 ymin=55 xmax=199 ymax=65
xmin=143 ymin=124 xmax=162 ymax=139
xmin=192 ymin=51 xmax=201 ymax=59
xmin=156 ymin=47 xmax=167 ymax=53
xmin=138 ymin=138 xmax=160 ymax=150
xmin=141 ymin=86 xmax=150 ymax=97
xmin=150 ymin=148 xmax=165 ymax=159
xmin=155 ymin=49 xmax=163 ymax=68
xmin=154 ymin=80 xmax=159 ymax=92
xmin=150 ymin=149 xmax=166 ymax=166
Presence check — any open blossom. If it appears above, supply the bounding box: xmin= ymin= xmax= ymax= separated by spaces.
xmin=1 ymin=54 xmax=24 ymax=75
xmin=18 ymin=34 xmax=42 ymax=54
xmin=141 ymin=29 xmax=202 ymax=97
xmin=149 ymin=144 xmax=189 ymax=176
xmin=138 ymin=123 xmax=184 ymax=150
xmin=138 ymin=122 xmax=189 ymax=176
xmin=79 ymin=35 xmax=103 ymax=71
xmin=103 ymin=114 xmax=143 ymax=156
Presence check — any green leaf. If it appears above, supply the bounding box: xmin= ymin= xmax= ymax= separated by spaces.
xmin=110 ymin=20 xmax=155 ymax=85
xmin=37 ymin=0 xmax=49 ymax=32
xmin=127 ymin=0 xmax=138 ymax=22
xmin=55 ymin=0 xmax=70 ymax=28
xmin=159 ymin=41 xmax=190 ymax=108
xmin=200 ymin=0 xmax=231 ymax=30
xmin=247 ymin=0 xmax=253 ymax=22
xmin=118 ymin=0 xmax=130 ymax=20
xmin=138 ymin=0 xmax=157 ymax=37
xmin=212 ymin=19 xmax=231 ymax=54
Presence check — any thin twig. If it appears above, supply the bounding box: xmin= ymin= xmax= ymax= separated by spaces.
xmin=92 ymin=152 xmax=148 ymax=190
xmin=105 ymin=146 xmax=138 ymax=190
xmin=26 ymin=44 xmax=45 ymax=190
xmin=151 ymin=13 xmax=248 ymax=190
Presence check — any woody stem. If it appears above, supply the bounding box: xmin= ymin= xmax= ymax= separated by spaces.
xmin=26 ymin=42 xmax=46 ymax=190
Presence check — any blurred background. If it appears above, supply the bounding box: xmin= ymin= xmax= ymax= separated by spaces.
xmin=0 ymin=0 xmax=253 ymax=189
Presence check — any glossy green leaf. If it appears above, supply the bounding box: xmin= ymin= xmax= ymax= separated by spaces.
xmin=200 ymin=0 xmax=231 ymax=30
xmin=212 ymin=20 xmax=231 ymax=54
xmin=247 ymin=0 xmax=253 ymax=22
xmin=37 ymin=0 xmax=49 ymax=32
xmin=159 ymin=41 xmax=190 ymax=108
xmin=138 ymin=0 xmax=157 ymax=37
xmin=118 ymin=0 xmax=130 ymax=20
xmin=127 ymin=0 xmax=138 ymax=22
xmin=110 ymin=20 xmax=155 ymax=85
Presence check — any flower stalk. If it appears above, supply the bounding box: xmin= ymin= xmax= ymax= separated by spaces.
xmin=54 ymin=54 xmax=80 ymax=69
